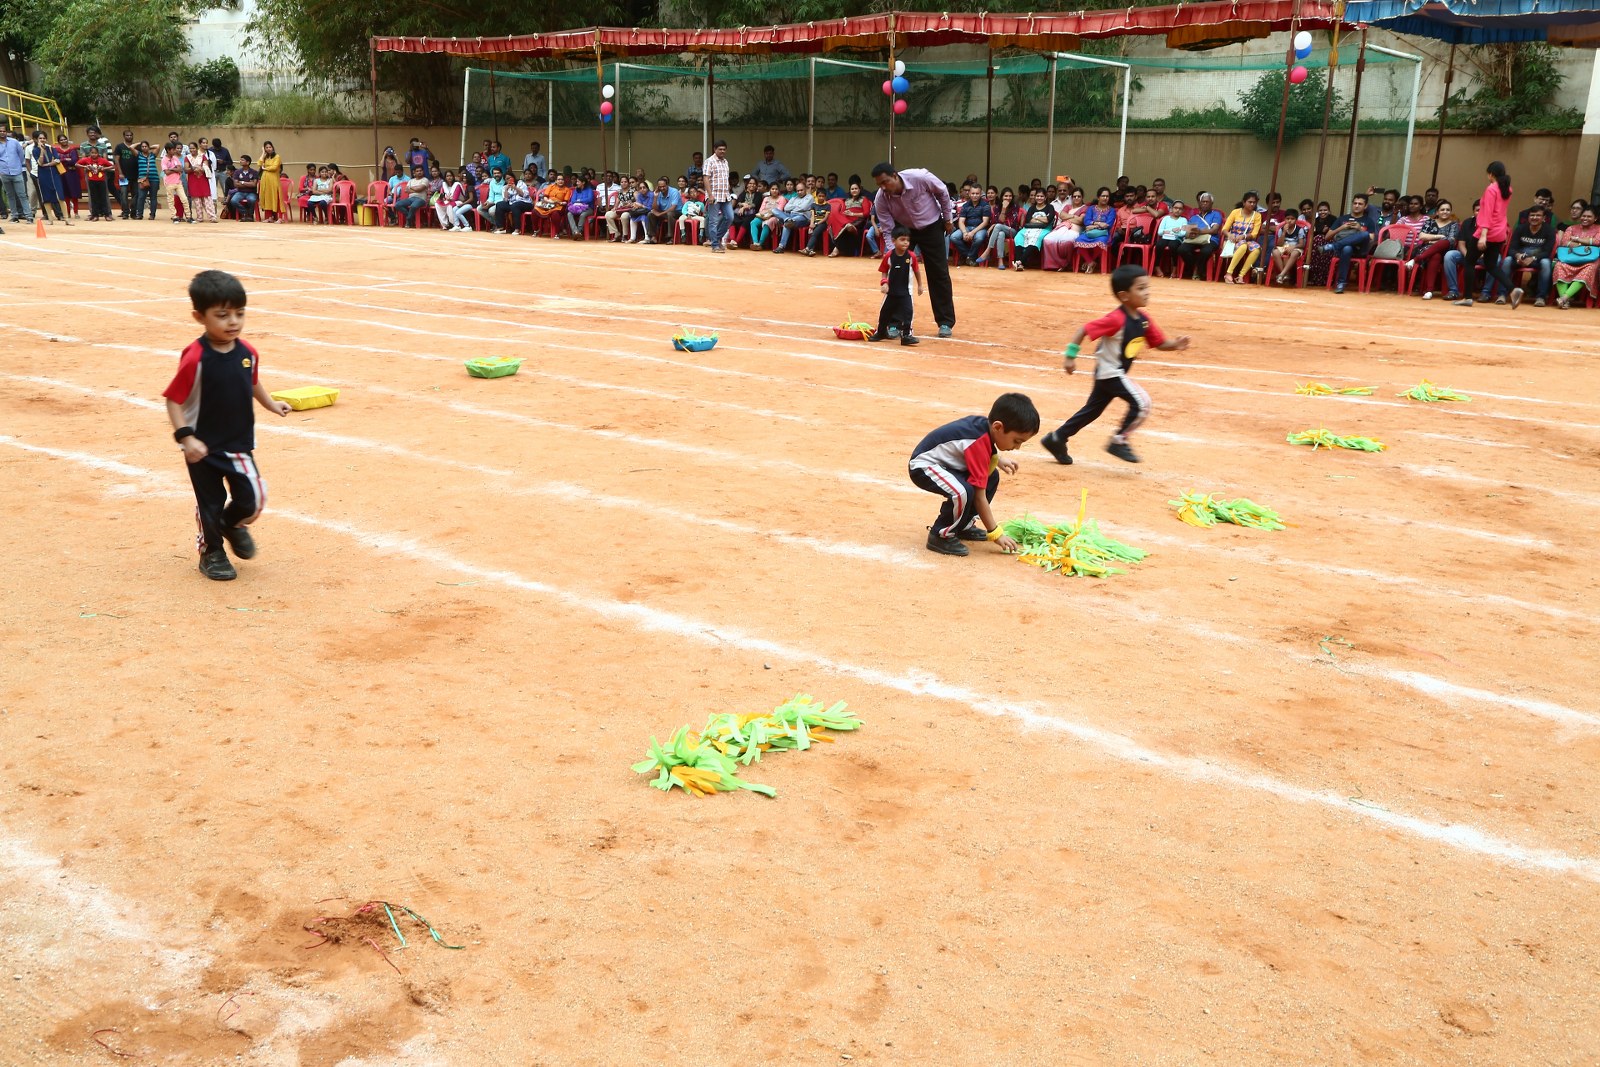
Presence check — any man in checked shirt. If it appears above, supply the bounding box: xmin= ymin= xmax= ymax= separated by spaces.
xmin=872 ymin=161 xmax=958 ymax=337
xmin=703 ymin=139 xmax=733 ymax=253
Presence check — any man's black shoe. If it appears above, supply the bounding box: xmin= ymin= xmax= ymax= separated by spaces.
xmin=222 ymin=524 xmax=257 ymax=560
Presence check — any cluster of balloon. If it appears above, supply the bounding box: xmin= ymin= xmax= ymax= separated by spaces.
xmin=1289 ymin=30 xmax=1313 ymax=85
xmin=601 ymin=82 xmax=615 ymax=123
xmin=881 ymin=60 xmax=910 ymax=116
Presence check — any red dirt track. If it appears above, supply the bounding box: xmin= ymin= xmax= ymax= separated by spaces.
xmin=2 ymin=224 xmax=1598 ymax=1066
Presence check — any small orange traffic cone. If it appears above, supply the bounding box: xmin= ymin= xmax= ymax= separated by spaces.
xmin=35 ymin=215 xmax=46 ymax=238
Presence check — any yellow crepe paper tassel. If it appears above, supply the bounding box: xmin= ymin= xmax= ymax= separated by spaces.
xmin=1399 ymin=379 xmax=1471 ymax=403
xmin=1286 ymin=427 xmax=1386 ymax=452
xmin=1295 ymin=382 xmax=1376 ymax=396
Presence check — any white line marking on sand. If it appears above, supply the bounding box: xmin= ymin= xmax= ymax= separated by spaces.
xmin=6 ymin=435 xmax=1596 ymax=883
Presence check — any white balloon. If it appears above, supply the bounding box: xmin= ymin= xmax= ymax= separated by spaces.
xmin=602 ymin=84 xmax=615 ymax=99
xmin=893 ymin=60 xmax=906 ymax=77
xmin=1293 ymin=30 xmax=1313 ymax=51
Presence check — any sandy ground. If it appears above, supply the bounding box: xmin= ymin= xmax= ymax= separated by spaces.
xmin=1 ymin=221 xmax=1598 ymax=1067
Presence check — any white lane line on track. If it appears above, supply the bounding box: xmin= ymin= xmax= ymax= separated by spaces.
xmin=6 ymin=433 xmax=1599 ymax=883
xmin=0 ymin=373 xmax=930 ymax=569
xmin=7 ymin=370 xmax=1596 ymax=731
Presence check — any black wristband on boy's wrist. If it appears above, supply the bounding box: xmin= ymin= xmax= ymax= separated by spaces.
xmin=173 ymin=426 xmax=196 ymax=442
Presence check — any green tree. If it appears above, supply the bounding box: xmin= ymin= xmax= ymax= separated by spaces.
xmin=1236 ymin=68 xmax=1345 ymax=143
xmin=0 ymin=0 xmax=52 ymax=89
xmin=35 ymin=0 xmax=190 ymax=120
xmin=1443 ymin=43 xmax=1583 ymax=134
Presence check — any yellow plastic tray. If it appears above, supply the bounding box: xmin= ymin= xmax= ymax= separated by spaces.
xmin=271 ymin=386 xmax=340 ymax=411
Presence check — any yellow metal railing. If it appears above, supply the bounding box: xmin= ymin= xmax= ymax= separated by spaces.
xmin=0 ymin=86 xmax=68 ymax=141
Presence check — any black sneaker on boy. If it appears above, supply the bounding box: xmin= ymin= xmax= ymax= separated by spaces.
xmin=199 ymin=549 xmax=237 ymax=581
xmin=222 ymin=524 xmax=257 ymax=560
xmin=925 ymin=530 xmax=969 ymax=556
xmin=1039 ymin=430 xmax=1073 ymax=465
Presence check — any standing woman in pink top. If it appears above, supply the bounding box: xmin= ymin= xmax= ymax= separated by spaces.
xmin=1454 ymin=161 xmax=1523 ymax=309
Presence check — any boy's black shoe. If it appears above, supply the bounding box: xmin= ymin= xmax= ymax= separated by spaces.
xmin=199 ymin=550 xmax=237 ymax=581
xmin=222 ymin=524 xmax=257 ymax=560
xmin=867 ymin=330 xmax=886 ymax=342
xmin=900 ymin=333 xmax=920 ymax=346
xmin=1106 ymin=441 xmax=1141 ymax=464
xmin=1040 ymin=430 xmax=1073 ymax=465
xmin=957 ymin=525 xmax=990 ymax=542
xmin=925 ymin=530 xmax=970 ymax=556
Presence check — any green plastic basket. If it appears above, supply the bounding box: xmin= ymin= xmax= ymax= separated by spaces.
xmin=465 ymin=356 xmax=524 ymax=379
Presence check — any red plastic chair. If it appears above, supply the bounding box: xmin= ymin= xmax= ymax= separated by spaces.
xmin=1326 ymin=250 xmax=1368 ymax=292
xmin=277 ymin=176 xmax=294 ymax=221
xmin=1363 ymin=224 xmax=1414 ymax=293
xmin=364 ymin=181 xmax=390 ymax=226
xmin=328 ymin=181 xmax=356 ymax=225
xmin=1115 ymin=217 xmax=1153 ymax=270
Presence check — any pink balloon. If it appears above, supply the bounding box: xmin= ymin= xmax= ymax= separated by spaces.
xmin=600 ymin=101 xmax=613 ymax=115
xmin=1288 ymin=65 xmax=1309 ymax=84
xmin=893 ymin=99 xmax=908 ymax=115
xmin=882 ymin=80 xmax=894 ymax=96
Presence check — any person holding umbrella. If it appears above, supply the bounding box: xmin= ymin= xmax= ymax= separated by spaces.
xmin=871 ymin=162 xmax=956 ymax=337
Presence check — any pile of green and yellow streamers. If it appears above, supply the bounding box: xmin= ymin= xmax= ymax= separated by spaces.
xmin=1002 ymin=490 xmax=1148 ymax=578
xmin=1170 ymin=491 xmax=1286 ymax=530
xmin=1294 ymin=382 xmax=1375 ymax=396
xmin=633 ymin=694 xmax=860 ymax=797
xmin=1286 ymin=427 xmax=1387 ymax=452
xmin=1399 ymin=379 xmax=1471 ymax=402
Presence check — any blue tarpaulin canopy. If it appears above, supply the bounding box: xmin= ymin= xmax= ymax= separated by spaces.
xmin=1348 ymin=0 xmax=1600 ymax=45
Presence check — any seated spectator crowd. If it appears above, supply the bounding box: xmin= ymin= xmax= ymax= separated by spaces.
xmin=10 ymin=127 xmax=1594 ymax=311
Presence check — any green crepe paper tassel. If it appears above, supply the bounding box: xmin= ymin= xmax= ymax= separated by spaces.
xmin=1286 ymin=427 xmax=1387 ymax=452
xmin=1170 ymin=491 xmax=1285 ymax=530
xmin=1399 ymin=379 xmax=1471 ymax=403
xmin=1294 ymin=382 xmax=1376 ymax=396
xmin=1002 ymin=490 xmax=1148 ymax=578
xmin=634 ymin=695 xmax=860 ymax=797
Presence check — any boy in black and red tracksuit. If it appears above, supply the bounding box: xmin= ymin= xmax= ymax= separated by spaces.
xmin=909 ymin=392 xmax=1038 ymax=557
xmin=1039 ymin=264 xmax=1190 ymax=466
xmin=163 ymin=271 xmax=292 ymax=581
xmin=870 ymin=225 xmax=924 ymax=345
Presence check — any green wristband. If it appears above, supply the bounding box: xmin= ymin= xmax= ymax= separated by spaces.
xmin=1065 ymin=342 xmax=1081 ymax=359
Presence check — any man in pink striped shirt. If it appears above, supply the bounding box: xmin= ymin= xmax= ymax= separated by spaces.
xmin=703 ymin=139 xmax=732 ymax=253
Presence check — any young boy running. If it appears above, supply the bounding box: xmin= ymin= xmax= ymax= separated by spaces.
xmin=1039 ymin=264 xmax=1189 ymax=465
xmin=163 ymin=271 xmax=292 ymax=581
xmin=909 ymin=392 xmax=1038 ymax=556
xmin=870 ymin=225 xmax=924 ymax=345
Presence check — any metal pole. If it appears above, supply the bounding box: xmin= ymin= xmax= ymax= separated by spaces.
xmin=548 ymin=80 xmax=555 ymax=175
xmin=1045 ymin=56 xmax=1057 ymax=181
xmin=1340 ymin=27 xmax=1368 ymax=212
xmin=489 ymin=63 xmax=499 ymax=142
xmin=1270 ymin=0 xmax=1303 ymax=197
xmin=369 ymin=41 xmax=380 ymax=181
xmin=701 ymin=69 xmax=708 ymax=161
xmin=1118 ymin=64 xmax=1130 ymax=180
xmin=808 ymin=57 xmax=816 ymax=174
xmin=595 ymin=41 xmax=607 ymax=177
xmin=1312 ymin=11 xmax=1345 ymax=208
xmin=985 ymin=58 xmax=994 ymax=189
xmin=459 ymin=67 xmax=470 ymax=168
xmin=887 ymin=17 xmax=897 ymax=166
xmin=1431 ymin=42 xmax=1457 ymax=190
xmin=707 ymin=55 xmax=716 ymax=144
xmin=614 ymin=63 xmax=622 ymax=173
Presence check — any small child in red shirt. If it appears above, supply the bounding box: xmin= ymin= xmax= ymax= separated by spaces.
xmin=76 ymin=145 xmax=114 ymax=221
xmin=1039 ymin=264 xmax=1190 ymax=466
xmin=163 ymin=272 xmax=292 ymax=581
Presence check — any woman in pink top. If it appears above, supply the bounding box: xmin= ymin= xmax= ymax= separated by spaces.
xmin=1454 ymin=161 xmax=1523 ymax=309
